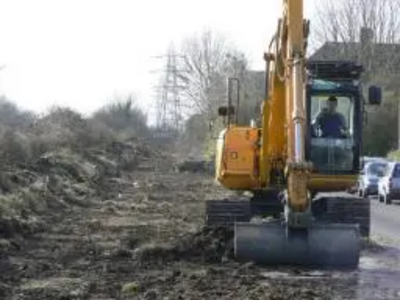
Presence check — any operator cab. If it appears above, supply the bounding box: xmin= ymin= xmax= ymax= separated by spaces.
xmin=305 ymin=61 xmax=381 ymax=175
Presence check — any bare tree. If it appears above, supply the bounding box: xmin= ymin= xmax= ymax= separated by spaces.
xmin=312 ymin=0 xmax=400 ymax=46
xmin=178 ymin=30 xmax=249 ymax=118
xmin=309 ymin=0 xmax=400 ymax=82
xmin=161 ymin=30 xmax=265 ymax=158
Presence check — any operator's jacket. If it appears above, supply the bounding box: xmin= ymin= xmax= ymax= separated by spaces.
xmin=314 ymin=111 xmax=346 ymax=138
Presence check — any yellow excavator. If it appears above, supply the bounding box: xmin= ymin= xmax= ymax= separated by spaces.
xmin=206 ymin=0 xmax=382 ymax=268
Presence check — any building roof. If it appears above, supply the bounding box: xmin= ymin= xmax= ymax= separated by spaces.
xmin=309 ymin=41 xmax=400 ymax=75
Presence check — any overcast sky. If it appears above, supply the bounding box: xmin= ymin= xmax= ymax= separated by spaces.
xmin=0 ymin=0 xmax=318 ymax=120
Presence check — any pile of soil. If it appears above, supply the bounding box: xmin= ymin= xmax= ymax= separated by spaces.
xmin=0 ymin=139 xmax=171 ymax=241
xmin=132 ymin=225 xmax=234 ymax=267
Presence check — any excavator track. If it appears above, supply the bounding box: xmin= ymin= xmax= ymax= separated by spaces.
xmin=205 ymin=199 xmax=251 ymax=227
xmin=312 ymin=192 xmax=370 ymax=238
xmin=206 ymin=193 xmax=370 ymax=235
xmin=206 ymin=191 xmax=283 ymax=227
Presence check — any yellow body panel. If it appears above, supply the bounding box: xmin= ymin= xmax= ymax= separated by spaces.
xmin=216 ymin=126 xmax=260 ymax=189
xmin=309 ymin=174 xmax=357 ymax=192
xmin=216 ymin=125 xmax=357 ymax=193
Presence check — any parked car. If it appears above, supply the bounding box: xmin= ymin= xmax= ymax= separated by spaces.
xmin=358 ymin=160 xmax=388 ymax=198
xmin=378 ymin=161 xmax=400 ymax=204
xmin=360 ymin=156 xmax=387 ymax=168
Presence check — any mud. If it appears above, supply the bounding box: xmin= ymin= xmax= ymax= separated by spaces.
xmin=1 ymin=165 xmax=400 ymax=299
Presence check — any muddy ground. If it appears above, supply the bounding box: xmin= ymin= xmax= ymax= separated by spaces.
xmin=1 ymin=158 xmax=400 ymax=299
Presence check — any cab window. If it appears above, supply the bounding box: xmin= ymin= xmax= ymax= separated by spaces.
xmin=309 ymin=94 xmax=355 ymax=172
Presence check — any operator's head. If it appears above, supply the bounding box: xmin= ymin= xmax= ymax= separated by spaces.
xmin=326 ymin=96 xmax=338 ymax=112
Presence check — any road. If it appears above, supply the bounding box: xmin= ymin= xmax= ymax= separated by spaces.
xmin=350 ymin=199 xmax=400 ymax=300
xmin=371 ymin=198 xmax=400 ymax=246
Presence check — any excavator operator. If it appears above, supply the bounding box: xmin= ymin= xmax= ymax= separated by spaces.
xmin=313 ymin=96 xmax=348 ymax=138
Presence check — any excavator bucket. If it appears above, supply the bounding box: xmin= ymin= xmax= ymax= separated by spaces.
xmin=234 ymin=222 xmax=361 ymax=268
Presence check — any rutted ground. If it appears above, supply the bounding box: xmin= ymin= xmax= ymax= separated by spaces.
xmin=1 ymin=149 xmax=400 ymax=299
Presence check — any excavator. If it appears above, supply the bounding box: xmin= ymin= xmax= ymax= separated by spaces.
xmin=206 ymin=0 xmax=382 ymax=268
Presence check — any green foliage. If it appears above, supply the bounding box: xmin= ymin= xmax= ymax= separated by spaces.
xmin=121 ymin=282 xmax=139 ymax=295
xmin=362 ymin=91 xmax=398 ymax=156
xmin=387 ymin=149 xmax=400 ymax=161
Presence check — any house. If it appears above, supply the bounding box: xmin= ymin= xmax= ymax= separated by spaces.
xmin=309 ymin=27 xmax=400 ymax=88
xmin=246 ymin=27 xmax=400 ymax=95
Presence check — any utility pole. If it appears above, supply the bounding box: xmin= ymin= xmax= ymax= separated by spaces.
xmin=397 ymin=89 xmax=400 ymax=150
xmin=152 ymin=45 xmax=186 ymax=131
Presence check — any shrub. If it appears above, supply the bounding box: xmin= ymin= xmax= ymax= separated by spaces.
xmin=387 ymin=150 xmax=400 ymax=161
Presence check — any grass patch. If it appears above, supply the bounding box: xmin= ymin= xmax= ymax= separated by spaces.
xmin=121 ymin=282 xmax=139 ymax=296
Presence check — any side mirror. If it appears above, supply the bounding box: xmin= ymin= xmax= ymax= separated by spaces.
xmin=218 ymin=105 xmax=235 ymax=116
xmin=368 ymin=86 xmax=382 ymax=105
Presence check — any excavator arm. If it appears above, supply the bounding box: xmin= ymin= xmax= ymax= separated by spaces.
xmin=262 ymin=0 xmax=311 ymax=226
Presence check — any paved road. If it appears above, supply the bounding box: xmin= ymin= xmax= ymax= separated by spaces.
xmin=371 ymin=197 xmax=400 ymax=246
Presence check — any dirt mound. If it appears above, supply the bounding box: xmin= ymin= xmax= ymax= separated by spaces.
xmin=133 ymin=226 xmax=234 ymax=267
xmin=174 ymin=226 xmax=234 ymax=262
xmin=176 ymin=159 xmax=214 ymax=174
xmin=0 ymin=139 xmax=173 ymax=241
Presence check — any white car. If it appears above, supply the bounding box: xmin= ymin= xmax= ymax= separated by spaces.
xmin=378 ymin=162 xmax=400 ymax=205
xmin=358 ymin=160 xmax=387 ymax=197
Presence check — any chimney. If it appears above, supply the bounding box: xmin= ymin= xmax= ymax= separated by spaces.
xmin=360 ymin=27 xmax=374 ymax=45
xmin=359 ymin=27 xmax=374 ymax=79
